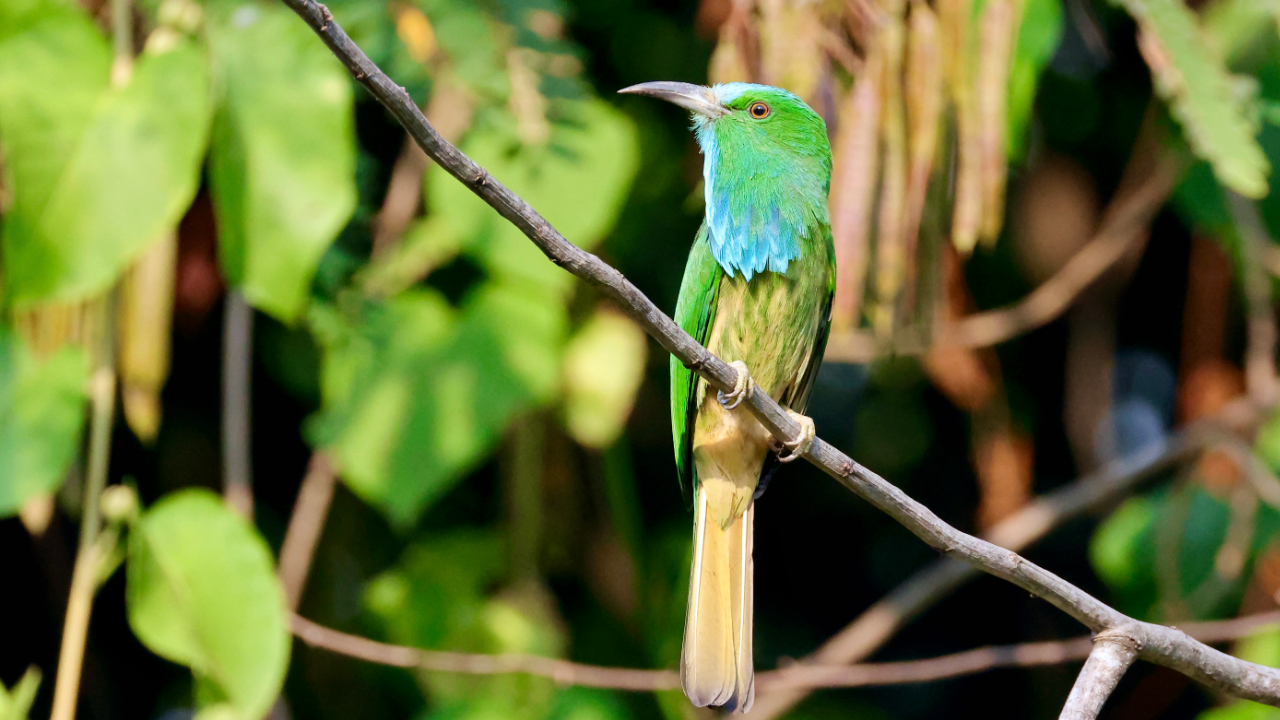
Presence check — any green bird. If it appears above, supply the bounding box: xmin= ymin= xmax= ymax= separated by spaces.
xmin=619 ymin=81 xmax=834 ymax=711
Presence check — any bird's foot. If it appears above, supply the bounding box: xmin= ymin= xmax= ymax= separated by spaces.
xmin=772 ymin=411 xmax=815 ymax=463
xmin=717 ymin=361 xmax=754 ymax=410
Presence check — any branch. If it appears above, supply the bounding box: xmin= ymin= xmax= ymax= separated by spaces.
xmin=278 ymin=0 xmax=1280 ymax=709
xmin=1229 ymin=191 xmax=1280 ymax=408
xmin=748 ymin=410 xmax=1249 ymax=718
xmin=825 ymin=120 xmax=1181 ymax=363
xmin=1059 ymin=633 xmax=1140 ymax=720
xmin=278 ymin=452 xmax=338 ymax=611
xmin=222 ymin=290 xmax=254 ymax=518
xmin=291 ymin=610 xmax=1280 ymax=691
xmin=291 ymin=614 xmax=680 ymax=691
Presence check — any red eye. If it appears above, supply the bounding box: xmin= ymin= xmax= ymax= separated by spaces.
xmin=748 ymin=101 xmax=770 ymax=118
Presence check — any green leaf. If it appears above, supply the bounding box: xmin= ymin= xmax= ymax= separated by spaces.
xmin=0 ymin=330 xmax=88 ymax=516
xmin=1113 ymin=0 xmax=1270 ymax=197
xmin=310 ymin=282 xmax=566 ymax=526
xmin=126 ymin=489 xmax=289 ymax=720
xmin=1007 ymin=0 xmax=1063 ymax=161
xmin=0 ymin=7 xmax=209 ymax=304
xmin=0 ymin=666 xmax=42 ymax=720
xmin=428 ymin=98 xmax=640 ymax=295
xmin=366 ymin=531 xmax=569 ymax=719
xmin=207 ymin=0 xmax=357 ymax=322
xmin=1090 ymin=496 xmax=1156 ymax=591
xmin=561 ymin=308 xmax=649 ymax=449
xmin=1258 ymin=409 xmax=1280 ymax=475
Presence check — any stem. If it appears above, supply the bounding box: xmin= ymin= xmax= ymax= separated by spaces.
xmin=222 ymin=291 xmax=254 ymax=518
xmin=110 ymin=0 xmax=132 ymax=85
xmin=1059 ymin=634 xmax=1139 ymax=720
xmin=505 ymin=416 xmax=544 ymax=581
xmin=50 ymin=309 xmax=118 ymax=720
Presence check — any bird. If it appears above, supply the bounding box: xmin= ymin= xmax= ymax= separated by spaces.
xmin=618 ymin=81 xmax=834 ymax=712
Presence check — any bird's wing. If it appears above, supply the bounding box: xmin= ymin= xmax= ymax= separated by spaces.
xmin=672 ymin=224 xmax=723 ymax=492
xmin=781 ymin=224 xmax=835 ymax=414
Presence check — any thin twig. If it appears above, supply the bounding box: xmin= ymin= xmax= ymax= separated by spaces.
xmin=291 ymin=610 xmax=1280 ymax=692
xmin=825 ymin=126 xmax=1181 ymax=362
xmin=1059 ymin=633 xmax=1140 ymax=720
xmin=222 ymin=290 xmax=254 ymax=518
xmin=1229 ymin=191 xmax=1279 ymax=407
xmin=291 ymin=614 xmax=681 ymax=691
xmin=278 ymin=453 xmax=338 ymax=611
xmin=278 ymin=0 xmax=1280 ymax=708
xmin=50 ymin=327 xmax=117 ymax=720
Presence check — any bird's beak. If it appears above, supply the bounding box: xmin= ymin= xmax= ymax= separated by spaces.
xmin=618 ymin=81 xmax=729 ymax=119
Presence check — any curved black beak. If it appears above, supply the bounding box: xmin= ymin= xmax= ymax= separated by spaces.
xmin=618 ymin=81 xmax=729 ymax=118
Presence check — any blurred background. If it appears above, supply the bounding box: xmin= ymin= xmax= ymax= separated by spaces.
xmin=5 ymin=0 xmax=1280 ymax=718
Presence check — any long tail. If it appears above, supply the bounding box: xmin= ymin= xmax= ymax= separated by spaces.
xmin=682 ymin=486 xmax=755 ymax=712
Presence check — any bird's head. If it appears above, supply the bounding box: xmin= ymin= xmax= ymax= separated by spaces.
xmin=617 ymin=81 xmax=828 ymax=162
xmin=618 ymin=81 xmax=831 ymax=280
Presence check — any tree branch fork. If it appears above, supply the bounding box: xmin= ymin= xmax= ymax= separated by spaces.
xmin=278 ymin=0 xmax=1280 ymax=712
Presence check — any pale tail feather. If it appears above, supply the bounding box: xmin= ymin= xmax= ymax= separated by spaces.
xmin=682 ymin=488 xmax=755 ymax=712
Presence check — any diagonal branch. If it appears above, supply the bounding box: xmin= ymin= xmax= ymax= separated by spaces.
xmin=278 ymin=0 xmax=1280 ymax=708
xmin=1059 ymin=632 xmax=1140 ymax=720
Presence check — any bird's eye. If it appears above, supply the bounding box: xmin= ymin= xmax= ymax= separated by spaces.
xmin=748 ymin=101 xmax=770 ymax=119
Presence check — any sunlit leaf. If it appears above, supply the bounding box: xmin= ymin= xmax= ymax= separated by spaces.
xmin=428 ymin=98 xmax=640 ymax=296
xmin=1090 ymin=496 xmax=1156 ymax=591
xmin=0 ymin=666 xmax=41 ymax=720
xmin=0 ymin=8 xmax=209 ymax=305
xmin=126 ymin=489 xmax=289 ymax=720
xmin=1114 ymin=0 xmax=1269 ymax=197
xmin=310 ymin=281 xmax=565 ymax=526
xmin=561 ymin=307 xmax=648 ymax=449
xmin=207 ymin=0 xmax=357 ymax=322
xmin=366 ymin=531 xmax=568 ymax=719
xmin=0 ymin=330 xmax=88 ymax=517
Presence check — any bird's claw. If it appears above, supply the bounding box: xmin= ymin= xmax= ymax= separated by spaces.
xmin=774 ymin=411 xmax=815 ymax=463
xmin=717 ymin=361 xmax=754 ymax=410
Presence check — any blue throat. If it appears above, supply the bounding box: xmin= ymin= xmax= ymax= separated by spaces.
xmin=693 ymin=84 xmax=816 ymax=282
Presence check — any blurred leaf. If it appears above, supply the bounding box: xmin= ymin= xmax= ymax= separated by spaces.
xmin=126 ymin=489 xmax=290 ymax=720
xmin=207 ymin=0 xmax=357 ymax=322
xmin=1173 ymin=160 xmax=1234 ymax=235
xmin=367 ymin=531 xmax=569 ymax=719
xmin=1114 ymin=0 xmax=1270 ymax=197
xmin=1257 ymin=409 xmax=1280 ymax=475
xmin=1007 ymin=0 xmax=1063 ymax=160
xmin=1091 ymin=496 xmax=1157 ymax=590
xmin=0 ymin=330 xmax=88 ymax=517
xmin=561 ymin=307 xmax=648 ymax=449
xmin=544 ymin=687 xmax=631 ymax=720
xmin=428 ymin=98 xmax=640 ymax=296
xmin=417 ymin=0 xmax=508 ymax=101
xmin=0 ymin=666 xmax=41 ymax=720
xmin=0 ymin=14 xmax=210 ymax=305
xmin=310 ymin=281 xmax=565 ymax=526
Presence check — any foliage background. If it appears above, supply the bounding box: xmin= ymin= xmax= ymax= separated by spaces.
xmin=5 ymin=0 xmax=1280 ymax=718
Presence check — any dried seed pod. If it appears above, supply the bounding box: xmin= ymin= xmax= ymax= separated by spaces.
xmin=118 ymin=233 xmax=177 ymax=444
xmin=939 ymin=0 xmax=982 ymax=255
xmin=759 ymin=0 xmax=827 ymax=101
xmin=976 ymin=0 xmax=1018 ymax=245
xmin=903 ymin=0 xmax=943 ymax=313
xmin=873 ymin=0 xmax=908 ymax=337
xmin=829 ymin=43 xmax=884 ymax=332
